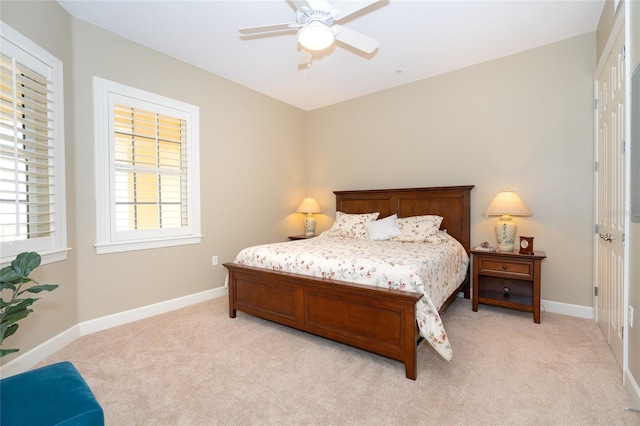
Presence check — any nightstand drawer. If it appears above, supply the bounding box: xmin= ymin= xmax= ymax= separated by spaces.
xmin=478 ymin=276 xmax=533 ymax=298
xmin=478 ymin=258 xmax=533 ymax=279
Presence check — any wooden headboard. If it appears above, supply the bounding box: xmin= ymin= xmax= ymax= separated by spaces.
xmin=334 ymin=185 xmax=474 ymax=252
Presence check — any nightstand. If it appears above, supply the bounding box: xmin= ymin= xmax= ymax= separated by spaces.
xmin=471 ymin=249 xmax=546 ymax=323
xmin=288 ymin=235 xmax=315 ymax=241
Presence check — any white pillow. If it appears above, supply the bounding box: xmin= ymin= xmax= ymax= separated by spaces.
xmin=366 ymin=214 xmax=402 ymax=241
xmin=393 ymin=215 xmax=444 ymax=243
xmin=324 ymin=211 xmax=380 ymax=239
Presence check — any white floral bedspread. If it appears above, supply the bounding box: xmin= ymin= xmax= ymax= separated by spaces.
xmin=233 ymin=231 xmax=469 ymax=361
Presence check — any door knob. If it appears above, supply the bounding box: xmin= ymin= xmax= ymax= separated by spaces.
xmin=599 ymin=233 xmax=612 ymax=242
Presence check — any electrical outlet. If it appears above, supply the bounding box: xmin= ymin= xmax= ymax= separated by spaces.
xmin=629 ymin=305 xmax=634 ymax=328
xmin=212 ymin=256 xmax=218 ymax=266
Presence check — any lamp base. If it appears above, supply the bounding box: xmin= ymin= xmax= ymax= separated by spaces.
xmin=304 ymin=214 xmax=316 ymax=237
xmin=495 ymin=216 xmax=517 ymax=251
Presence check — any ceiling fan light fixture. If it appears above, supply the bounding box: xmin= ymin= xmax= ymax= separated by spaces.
xmin=297 ymin=21 xmax=335 ymax=51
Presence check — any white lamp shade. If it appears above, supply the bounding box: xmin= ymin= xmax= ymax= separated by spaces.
xmin=297 ymin=22 xmax=335 ymax=51
xmin=485 ymin=189 xmax=531 ymax=217
xmin=296 ymin=197 xmax=322 ymax=214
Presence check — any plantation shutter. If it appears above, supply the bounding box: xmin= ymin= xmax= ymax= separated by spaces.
xmin=0 ymin=52 xmax=55 ymax=242
xmin=113 ymin=104 xmax=189 ymax=232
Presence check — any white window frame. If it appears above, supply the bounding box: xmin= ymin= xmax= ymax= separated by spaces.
xmin=0 ymin=22 xmax=68 ymax=266
xmin=93 ymin=77 xmax=201 ymax=254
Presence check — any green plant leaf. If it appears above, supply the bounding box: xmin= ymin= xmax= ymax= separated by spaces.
xmin=1 ymin=323 xmax=8 ymax=342
xmin=0 ymin=266 xmax=22 ymax=285
xmin=11 ymin=252 xmax=41 ymax=278
xmin=5 ymin=298 xmax=36 ymax=312
xmin=2 ymin=308 xmax=33 ymax=326
xmin=0 ymin=252 xmax=56 ymax=358
xmin=23 ymin=284 xmax=59 ymax=294
xmin=1 ymin=323 xmax=18 ymax=341
xmin=0 ymin=348 xmax=19 ymax=357
xmin=0 ymin=282 xmax=17 ymax=292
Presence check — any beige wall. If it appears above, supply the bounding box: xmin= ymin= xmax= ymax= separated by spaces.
xmin=1 ymin=0 xmax=307 ymax=360
xmin=307 ymin=33 xmax=596 ymax=307
xmin=69 ymin=19 xmax=306 ymax=320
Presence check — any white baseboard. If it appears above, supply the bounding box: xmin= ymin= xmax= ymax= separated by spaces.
xmin=80 ymin=287 xmax=225 ymax=335
xmin=625 ymin=369 xmax=640 ymax=411
xmin=0 ymin=325 xmax=81 ymax=379
xmin=462 ymin=291 xmax=594 ymax=320
xmin=0 ymin=287 xmax=225 ymax=379
xmin=541 ymin=299 xmax=594 ymax=319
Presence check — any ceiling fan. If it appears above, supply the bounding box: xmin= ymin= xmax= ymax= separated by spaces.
xmin=238 ymin=0 xmax=381 ymax=66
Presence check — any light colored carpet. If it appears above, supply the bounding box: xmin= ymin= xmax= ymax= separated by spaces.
xmin=39 ymin=296 xmax=640 ymax=425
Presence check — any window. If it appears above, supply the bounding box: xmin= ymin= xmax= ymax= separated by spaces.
xmin=0 ymin=22 xmax=68 ymax=265
xmin=93 ymin=77 xmax=201 ymax=254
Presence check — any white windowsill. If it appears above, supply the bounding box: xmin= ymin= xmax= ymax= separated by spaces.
xmin=94 ymin=235 xmax=203 ymax=255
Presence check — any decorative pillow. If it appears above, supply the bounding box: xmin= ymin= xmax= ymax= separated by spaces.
xmin=324 ymin=211 xmax=380 ymax=239
xmin=393 ymin=215 xmax=444 ymax=242
xmin=366 ymin=214 xmax=402 ymax=241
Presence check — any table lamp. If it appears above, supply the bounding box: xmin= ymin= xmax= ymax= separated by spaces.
xmin=485 ymin=188 xmax=531 ymax=251
xmin=296 ymin=197 xmax=322 ymax=237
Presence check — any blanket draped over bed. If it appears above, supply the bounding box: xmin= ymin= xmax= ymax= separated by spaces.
xmin=233 ymin=232 xmax=469 ymax=361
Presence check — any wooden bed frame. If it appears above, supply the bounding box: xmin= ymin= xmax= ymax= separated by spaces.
xmin=224 ymin=185 xmax=473 ymax=380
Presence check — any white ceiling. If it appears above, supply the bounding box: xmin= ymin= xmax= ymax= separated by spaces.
xmin=57 ymin=0 xmax=605 ymax=111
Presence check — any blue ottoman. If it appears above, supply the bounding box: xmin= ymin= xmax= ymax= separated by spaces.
xmin=0 ymin=361 xmax=104 ymax=426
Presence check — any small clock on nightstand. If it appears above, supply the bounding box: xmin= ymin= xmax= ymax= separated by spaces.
xmin=519 ymin=236 xmax=534 ymax=255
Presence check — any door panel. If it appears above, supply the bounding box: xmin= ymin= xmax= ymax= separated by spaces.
xmin=595 ymin=28 xmax=625 ymax=368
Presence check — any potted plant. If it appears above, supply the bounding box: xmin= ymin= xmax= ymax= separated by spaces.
xmin=0 ymin=252 xmax=58 ymax=357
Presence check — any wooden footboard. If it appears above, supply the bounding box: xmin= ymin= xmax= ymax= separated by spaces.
xmin=225 ymin=263 xmax=424 ymax=379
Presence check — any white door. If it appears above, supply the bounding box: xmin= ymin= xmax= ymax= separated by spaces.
xmin=595 ymin=28 xmax=625 ymax=368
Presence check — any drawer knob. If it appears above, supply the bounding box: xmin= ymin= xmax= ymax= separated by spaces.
xmin=503 ymin=287 xmax=510 ymax=293
xmin=502 ymin=265 xmax=507 ymax=270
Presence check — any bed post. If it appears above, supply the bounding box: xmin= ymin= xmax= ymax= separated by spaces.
xmin=404 ymin=302 xmax=419 ymax=380
xmin=228 ymin=271 xmax=237 ymax=318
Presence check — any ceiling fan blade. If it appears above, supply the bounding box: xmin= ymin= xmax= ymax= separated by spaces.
xmin=304 ymin=0 xmax=332 ymax=11
xmin=290 ymin=0 xmax=309 ymax=11
xmin=290 ymin=0 xmax=332 ymax=14
xmin=239 ymin=23 xmax=298 ymax=34
xmin=332 ymin=24 xmax=378 ymax=54
xmin=332 ymin=0 xmax=381 ymax=21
